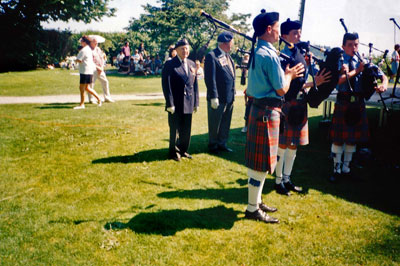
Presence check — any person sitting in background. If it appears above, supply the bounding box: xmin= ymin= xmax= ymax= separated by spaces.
xmin=135 ymin=60 xmax=148 ymax=76
xmin=155 ymin=55 xmax=163 ymax=71
xmin=118 ymin=57 xmax=130 ymax=73
xmin=117 ymin=51 xmax=125 ymax=67
xmin=132 ymin=49 xmax=141 ymax=65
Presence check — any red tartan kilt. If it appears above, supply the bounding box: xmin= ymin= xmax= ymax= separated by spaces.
xmin=279 ymin=99 xmax=309 ymax=146
xmin=245 ymin=104 xmax=281 ymax=173
xmin=329 ymin=102 xmax=370 ymax=143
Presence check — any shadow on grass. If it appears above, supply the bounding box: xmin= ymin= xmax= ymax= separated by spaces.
xmin=36 ymin=103 xmax=76 ymax=109
xmin=93 ymin=109 xmax=400 ymax=216
xmin=132 ymin=102 xmax=164 ymax=107
xmin=104 ymin=205 xmax=239 ymax=236
xmin=106 ymin=70 xmax=161 ymax=79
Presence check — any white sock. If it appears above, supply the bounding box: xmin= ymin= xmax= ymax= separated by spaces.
xmin=275 ymin=147 xmax=286 ymax=184
xmin=283 ymin=148 xmax=297 ymax=182
xmin=331 ymin=144 xmax=344 ymax=174
xmin=257 ymin=178 xmax=265 ymax=205
xmin=247 ymin=168 xmax=266 ymax=212
xmin=343 ymin=144 xmax=356 ymax=174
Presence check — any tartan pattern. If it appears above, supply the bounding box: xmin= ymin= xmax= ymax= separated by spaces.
xmin=245 ymin=104 xmax=281 ymax=173
xmin=279 ymin=99 xmax=309 ymax=146
xmin=329 ymin=102 xmax=370 ymax=143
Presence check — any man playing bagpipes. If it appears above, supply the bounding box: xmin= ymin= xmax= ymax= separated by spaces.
xmin=329 ymin=32 xmax=388 ymax=183
xmin=244 ymin=10 xmax=304 ymax=223
xmin=275 ymin=19 xmax=332 ymax=196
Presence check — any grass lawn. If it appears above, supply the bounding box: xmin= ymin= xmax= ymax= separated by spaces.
xmin=0 ymin=68 xmax=212 ymax=96
xmin=0 ymin=71 xmax=400 ymax=265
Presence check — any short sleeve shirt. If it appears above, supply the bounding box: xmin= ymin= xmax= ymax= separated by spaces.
xmin=247 ymin=40 xmax=286 ymax=99
xmin=76 ymin=45 xmax=95 ymax=74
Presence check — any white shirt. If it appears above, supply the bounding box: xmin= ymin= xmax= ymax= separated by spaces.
xmin=177 ymin=55 xmax=188 ymax=74
xmin=76 ymin=45 xmax=95 ymax=74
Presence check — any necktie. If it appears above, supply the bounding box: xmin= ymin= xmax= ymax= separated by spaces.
xmin=226 ymin=54 xmax=234 ymax=75
xmin=183 ymin=59 xmax=188 ymax=74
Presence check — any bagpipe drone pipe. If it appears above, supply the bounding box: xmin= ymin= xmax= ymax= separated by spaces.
xmin=200 ymin=11 xmax=343 ymax=109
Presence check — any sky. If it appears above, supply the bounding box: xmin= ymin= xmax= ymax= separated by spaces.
xmin=43 ymin=0 xmax=400 ymax=56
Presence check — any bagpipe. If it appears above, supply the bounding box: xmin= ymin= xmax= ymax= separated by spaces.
xmin=339 ymin=18 xmax=389 ymax=113
xmin=279 ymin=36 xmax=344 ymax=109
xmin=200 ymin=10 xmax=344 ymax=110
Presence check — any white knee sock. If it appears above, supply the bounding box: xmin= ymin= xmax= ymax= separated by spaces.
xmin=283 ymin=148 xmax=297 ymax=182
xmin=275 ymin=147 xmax=286 ymax=184
xmin=343 ymin=144 xmax=356 ymax=174
xmin=331 ymin=144 xmax=344 ymax=174
xmin=247 ymin=168 xmax=266 ymax=212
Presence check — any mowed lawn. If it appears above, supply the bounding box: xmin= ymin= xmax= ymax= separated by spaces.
xmin=0 ymin=70 xmax=399 ymax=265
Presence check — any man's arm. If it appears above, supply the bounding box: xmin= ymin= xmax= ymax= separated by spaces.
xmin=161 ymin=62 xmax=175 ymax=109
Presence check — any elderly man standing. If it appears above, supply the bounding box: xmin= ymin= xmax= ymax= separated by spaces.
xmin=162 ymin=39 xmax=199 ymax=161
xmin=88 ymin=36 xmax=115 ymax=103
xmin=204 ymin=31 xmax=236 ymax=154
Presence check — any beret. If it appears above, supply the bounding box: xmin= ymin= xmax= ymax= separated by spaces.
xmin=217 ymin=31 xmax=234 ymax=42
xmin=175 ymin=38 xmax=189 ymax=48
xmin=280 ymin=18 xmax=302 ymax=35
xmin=253 ymin=9 xmax=279 ymax=37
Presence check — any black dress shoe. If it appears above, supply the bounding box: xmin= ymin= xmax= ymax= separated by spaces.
xmin=219 ymin=146 xmax=233 ymax=152
xmin=245 ymin=209 xmax=279 ymax=224
xmin=329 ymin=172 xmax=340 ymax=183
xmin=275 ymin=182 xmax=290 ymax=196
xmin=283 ymin=181 xmax=303 ymax=193
xmin=180 ymin=152 xmax=192 ymax=159
xmin=169 ymin=153 xmax=181 ymax=162
xmin=208 ymin=148 xmax=219 ymax=154
xmin=259 ymin=203 xmax=277 ymax=213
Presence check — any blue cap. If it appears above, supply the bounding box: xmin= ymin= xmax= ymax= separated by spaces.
xmin=253 ymin=9 xmax=279 ymax=37
xmin=217 ymin=31 xmax=234 ymax=42
xmin=280 ymin=18 xmax=302 ymax=35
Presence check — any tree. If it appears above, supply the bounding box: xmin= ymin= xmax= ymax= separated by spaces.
xmin=126 ymin=0 xmax=250 ymax=61
xmin=0 ymin=0 xmax=115 ymax=72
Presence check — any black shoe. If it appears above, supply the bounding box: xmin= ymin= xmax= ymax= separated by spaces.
xmin=180 ymin=152 xmax=192 ymax=159
xmin=283 ymin=181 xmax=303 ymax=193
xmin=329 ymin=172 xmax=340 ymax=183
xmin=218 ymin=146 xmax=233 ymax=152
xmin=169 ymin=153 xmax=181 ymax=162
xmin=208 ymin=148 xmax=219 ymax=154
xmin=259 ymin=203 xmax=277 ymax=213
xmin=245 ymin=209 xmax=279 ymax=224
xmin=275 ymin=182 xmax=290 ymax=196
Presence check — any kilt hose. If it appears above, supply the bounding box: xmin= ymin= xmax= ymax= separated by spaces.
xmin=245 ymin=104 xmax=281 ymax=173
xmin=329 ymin=101 xmax=370 ymax=144
xmin=279 ymin=99 xmax=309 ymax=146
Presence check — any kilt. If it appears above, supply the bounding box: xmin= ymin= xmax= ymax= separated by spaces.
xmin=245 ymin=104 xmax=281 ymax=173
xmin=329 ymin=101 xmax=370 ymax=143
xmin=279 ymin=99 xmax=309 ymax=146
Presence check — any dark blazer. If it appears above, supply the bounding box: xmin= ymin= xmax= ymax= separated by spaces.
xmin=162 ymin=56 xmax=199 ymax=114
xmin=204 ymin=48 xmax=236 ymax=104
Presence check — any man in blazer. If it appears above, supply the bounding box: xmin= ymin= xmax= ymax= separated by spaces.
xmin=204 ymin=31 xmax=236 ymax=153
xmin=162 ymin=39 xmax=199 ymax=161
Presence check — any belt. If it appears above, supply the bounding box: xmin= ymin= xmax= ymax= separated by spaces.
xmin=337 ymin=93 xmax=364 ymax=103
xmin=253 ymin=97 xmax=283 ymax=109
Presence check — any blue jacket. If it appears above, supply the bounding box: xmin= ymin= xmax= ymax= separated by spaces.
xmin=162 ymin=56 xmax=199 ymax=114
xmin=204 ymin=48 xmax=236 ymax=104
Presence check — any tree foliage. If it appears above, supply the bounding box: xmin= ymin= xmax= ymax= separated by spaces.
xmin=0 ymin=0 xmax=115 ymax=72
xmin=126 ymin=0 xmax=251 ymax=61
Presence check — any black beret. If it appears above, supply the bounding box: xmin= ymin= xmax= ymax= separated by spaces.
xmin=217 ymin=31 xmax=234 ymax=42
xmin=252 ymin=9 xmax=279 ymax=37
xmin=280 ymin=18 xmax=302 ymax=35
xmin=175 ymin=38 xmax=189 ymax=48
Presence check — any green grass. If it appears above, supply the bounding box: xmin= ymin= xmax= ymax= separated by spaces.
xmin=0 ymin=71 xmax=399 ymax=265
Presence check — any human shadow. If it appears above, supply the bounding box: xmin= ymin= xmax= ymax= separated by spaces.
xmin=132 ymin=102 xmax=164 ymax=107
xmin=104 ymin=205 xmax=239 ymax=236
xmin=157 ymin=178 xmax=276 ymax=205
xmin=36 ymin=103 xmax=76 ymax=109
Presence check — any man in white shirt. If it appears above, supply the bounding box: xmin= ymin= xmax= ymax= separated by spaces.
xmin=87 ymin=37 xmax=115 ymax=103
